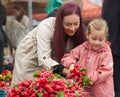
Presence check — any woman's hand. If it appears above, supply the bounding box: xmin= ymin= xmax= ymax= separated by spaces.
xmin=52 ymin=64 xmax=70 ymax=76
xmin=62 ymin=68 xmax=70 ymax=75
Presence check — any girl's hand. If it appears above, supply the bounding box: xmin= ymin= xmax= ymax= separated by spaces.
xmin=69 ymin=64 xmax=75 ymax=70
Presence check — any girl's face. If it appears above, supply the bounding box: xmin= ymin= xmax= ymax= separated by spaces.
xmin=63 ymin=14 xmax=80 ymax=36
xmin=87 ymin=30 xmax=106 ymax=50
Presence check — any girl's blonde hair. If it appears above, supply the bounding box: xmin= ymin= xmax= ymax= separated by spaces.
xmin=88 ymin=18 xmax=109 ymax=38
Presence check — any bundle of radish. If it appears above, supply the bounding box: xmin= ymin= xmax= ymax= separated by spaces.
xmin=0 ymin=70 xmax=12 ymax=87
xmin=66 ymin=64 xmax=93 ymax=87
xmin=7 ymin=69 xmax=84 ymax=97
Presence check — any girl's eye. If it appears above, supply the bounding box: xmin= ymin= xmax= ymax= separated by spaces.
xmin=99 ymin=39 xmax=104 ymax=41
xmin=92 ymin=38 xmax=104 ymax=42
xmin=91 ymin=38 xmax=97 ymax=40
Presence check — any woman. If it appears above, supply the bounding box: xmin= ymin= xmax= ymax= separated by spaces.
xmin=12 ymin=2 xmax=86 ymax=84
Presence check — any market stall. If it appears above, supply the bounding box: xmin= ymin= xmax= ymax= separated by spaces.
xmin=1 ymin=65 xmax=92 ymax=97
xmin=8 ymin=0 xmax=103 ymax=26
xmin=0 ymin=0 xmax=103 ymax=96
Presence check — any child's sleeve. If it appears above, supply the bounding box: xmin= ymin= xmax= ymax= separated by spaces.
xmin=61 ymin=46 xmax=81 ymax=69
xmin=88 ymin=51 xmax=113 ymax=85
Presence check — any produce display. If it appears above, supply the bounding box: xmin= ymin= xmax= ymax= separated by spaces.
xmin=0 ymin=70 xmax=12 ymax=87
xmin=0 ymin=70 xmax=12 ymax=97
xmin=6 ymin=64 xmax=92 ymax=97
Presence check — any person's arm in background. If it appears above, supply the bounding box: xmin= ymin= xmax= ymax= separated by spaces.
xmin=21 ymin=15 xmax=30 ymax=31
xmin=0 ymin=3 xmax=6 ymax=26
xmin=0 ymin=3 xmax=8 ymax=46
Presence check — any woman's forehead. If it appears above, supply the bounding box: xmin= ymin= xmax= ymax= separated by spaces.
xmin=63 ymin=14 xmax=80 ymax=22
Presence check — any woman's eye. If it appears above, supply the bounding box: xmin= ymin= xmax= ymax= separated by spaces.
xmin=64 ymin=23 xmax=71 ymax=26
xmin=74 ymin=23 xmax=79 ymax=26
xmin=64 ymin=22 xmax=79 ymax=26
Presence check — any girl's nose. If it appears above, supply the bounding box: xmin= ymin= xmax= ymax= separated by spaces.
xmin=94 ymin=40 xmax=99 ymax=44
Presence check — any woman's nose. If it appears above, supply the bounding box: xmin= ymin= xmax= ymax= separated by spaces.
xmin=70 ymin=25 xmax=76 ymax=31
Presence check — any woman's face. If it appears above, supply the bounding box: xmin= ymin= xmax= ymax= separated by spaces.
xmin=63 ymin=14 xmax=80 ymax=36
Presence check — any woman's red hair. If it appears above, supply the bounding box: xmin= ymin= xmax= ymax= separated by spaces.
xmin=53 ymin=2 xmax=85 ymax=62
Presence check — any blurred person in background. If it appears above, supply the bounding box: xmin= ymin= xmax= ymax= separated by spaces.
xmin=45 ymin=0 xmax=83 ymax=17
xmin=6 ymin=4 xmax=29 ymax=49
xmin=45 ymin=0 xmax=63 ymax=17
xmin=102 ymin=0 xmax=120 ymax=97
xmin=13 ymin=4 xmax=30 ymax=32
xmin=0 ymin=0 xmax=8 ymax=73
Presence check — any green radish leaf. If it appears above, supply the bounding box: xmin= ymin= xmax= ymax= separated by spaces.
xmin=80 ymin=68 xmax=87 ymax=72
xmin=56 ymin=91 xmax=64 ymax=97
xmin=75 ymin=90 xmax=80 ymax=97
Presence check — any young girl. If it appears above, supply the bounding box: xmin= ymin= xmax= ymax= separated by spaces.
xmin=61 ymin=18 xmax=114 ymax=97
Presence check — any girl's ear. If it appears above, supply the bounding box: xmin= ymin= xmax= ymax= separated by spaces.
xmin=85 ymin=32 xmax=89 ymax=39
